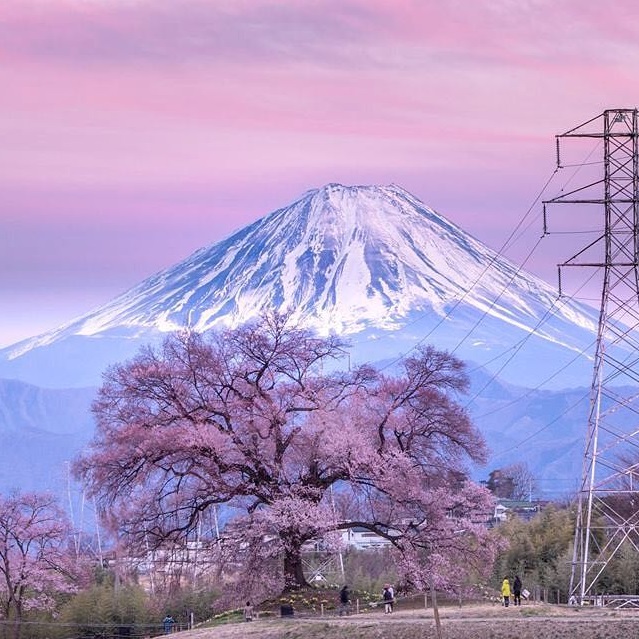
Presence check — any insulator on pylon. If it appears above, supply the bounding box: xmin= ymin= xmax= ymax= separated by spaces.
xmin=556 ymin=137 xmax=562 ymax=169
xmin=543 ymin=204 xmax=548 ymax=236
xmin=557 ymin=265 xmax=562 ymax=297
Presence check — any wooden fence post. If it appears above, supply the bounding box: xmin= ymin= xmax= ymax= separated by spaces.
xmin=430 ymin=581 xmax=442 ymax=639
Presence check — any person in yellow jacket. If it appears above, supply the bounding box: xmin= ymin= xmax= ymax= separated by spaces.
xmin=501 ymin=577 xmax=511 ymax=607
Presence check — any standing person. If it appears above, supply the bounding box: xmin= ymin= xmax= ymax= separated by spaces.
xmin=244 ymin=601 xmax=254 ymax=621
xmin=513 ymin=575 xmax=522 ymax=606
xmin=339 ymin=585 xmax=351 ymax=616
xmin=162 ymin=615 xmax=174 ymax=634
xmin=382 ymin=585 xmax=394 ymax=614
xmin=501 ymin=577 xmax=511 ymax=607
xmin=387 ymin=584 xmax=395 ymax=611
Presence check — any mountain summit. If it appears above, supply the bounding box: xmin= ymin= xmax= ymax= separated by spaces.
xmin=1 ymin=184 xmax=599 ymax=387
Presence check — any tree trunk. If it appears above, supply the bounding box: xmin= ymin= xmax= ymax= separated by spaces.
xmin=283 ymin=545 xmax=309 ymax=591
xmin=8 ymin=603 xmax=21 ymax=639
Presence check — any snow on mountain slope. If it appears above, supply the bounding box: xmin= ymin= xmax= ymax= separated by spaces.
xmin=4 ymin=183 xmax=596 ymax=363
xmin=0 ymin=184 xmax=608 ymax=494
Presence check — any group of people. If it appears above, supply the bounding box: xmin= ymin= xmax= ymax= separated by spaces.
xmin=500 ymin=575 xmax=523 ymax=607
xmin=242 ymin=576 xmax=522 ymax=622
xmin=339 ymin=583 xmax=395 ymax=615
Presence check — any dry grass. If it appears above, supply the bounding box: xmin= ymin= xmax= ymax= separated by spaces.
xmin=183 ymin=602 xmax=639 ymax=639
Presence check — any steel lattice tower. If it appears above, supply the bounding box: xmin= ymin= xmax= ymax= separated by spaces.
xmin=544 ymin=108 xmax=639 ymax=603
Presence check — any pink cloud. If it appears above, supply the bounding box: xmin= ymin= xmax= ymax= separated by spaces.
xmin=0 ymin=1 xmax=383 ymax=66
xmin=2 ymin=0 xmax=636 ymax=70
xmin=1 ymin=0 xmax=634 ymax=194
xmin=1 ymin=0 xmax=639 ymax=345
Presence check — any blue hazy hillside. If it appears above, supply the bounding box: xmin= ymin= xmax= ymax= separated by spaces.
xmin=0 ymin=379 xmax=96 ymax=494
xmin=0 ymin=371 xmax=589 ymax=502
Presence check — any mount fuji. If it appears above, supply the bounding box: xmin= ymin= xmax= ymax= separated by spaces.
xmin=1 ymin=183 xmax=600 ymax=389
xmin=0 ymin=183 xmax=615 ymax=499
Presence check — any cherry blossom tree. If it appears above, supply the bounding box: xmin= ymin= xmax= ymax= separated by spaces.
xmin=0 ymin=492 xmax=80 ymax=639
xmin=76 ymin=314 xmax=500 ymax=592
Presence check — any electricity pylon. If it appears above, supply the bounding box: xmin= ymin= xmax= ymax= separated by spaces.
xmin=544 ymin=108 xmax=639 ymax=603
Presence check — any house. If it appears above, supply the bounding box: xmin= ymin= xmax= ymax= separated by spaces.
xmin=340 ymin=526 xmax=393 ymax=550
xmin=492 ymin=499 xmax=544 ymax=524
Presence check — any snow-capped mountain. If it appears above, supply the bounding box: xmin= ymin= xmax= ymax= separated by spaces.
xmin=0 ymin=183 xmax=609 ymax=500
xmin=1 ymin=183 xmax=600 ymax=388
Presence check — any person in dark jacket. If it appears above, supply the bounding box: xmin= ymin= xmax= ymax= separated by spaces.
xmin=382 ymin=585 xmax=394 ymax=614
xmin=162 ymin=615 xmax=174 ymax=634
xmin=339 ymin=585 xmax=351 ymax=616
xmin=513 ymin=575 xmax=522 ymax=606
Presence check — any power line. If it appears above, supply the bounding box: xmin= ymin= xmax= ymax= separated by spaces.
xmin=372 ymin=167 xmax=562 ymax=373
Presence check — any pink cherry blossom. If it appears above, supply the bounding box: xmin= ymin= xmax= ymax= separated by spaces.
xmin=0 ymin=492 xmax=82 ymax=638
xmin=76 ymin=313 xmax=500 ymax=593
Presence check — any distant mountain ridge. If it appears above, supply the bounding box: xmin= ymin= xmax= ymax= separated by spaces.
xmin=0 ymin=379 xmax=95 ymax=494
xmin=0 ymin=374 xmax=590 ymax=502
xmin=0 ymin=183 xmax=600 ymax=388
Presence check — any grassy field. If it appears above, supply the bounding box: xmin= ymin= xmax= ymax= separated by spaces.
xmin=184 ymin=602 xmax=639 ymax=639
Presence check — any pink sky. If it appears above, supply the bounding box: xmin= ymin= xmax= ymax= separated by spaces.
xmin=1 ymin=0 xmax=638 ymax=347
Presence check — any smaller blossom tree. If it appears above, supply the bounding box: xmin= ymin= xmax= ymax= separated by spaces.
xmin=0 ymin=492 xmax=81 ymax=639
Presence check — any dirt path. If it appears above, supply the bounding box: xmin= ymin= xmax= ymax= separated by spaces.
xmin=183 ymin=603 xmax=639 ymax=639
